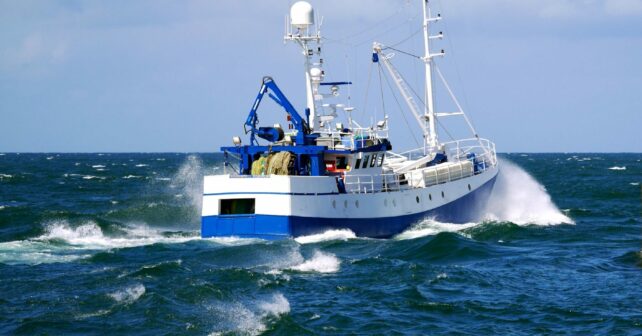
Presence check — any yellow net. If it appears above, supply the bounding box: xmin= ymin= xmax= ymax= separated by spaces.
xmin=251 ymin=152 xmax=292 ymax=176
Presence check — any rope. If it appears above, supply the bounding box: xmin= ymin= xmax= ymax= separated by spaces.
xmin=382 ymin=46 xmax=421 ymax=59
xmin=360 ymin=62 xmax=374 ymax=122
xmin=378 ymin=63 xmax=421 ymax=147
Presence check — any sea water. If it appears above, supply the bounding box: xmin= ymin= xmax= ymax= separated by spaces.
xmin=0 ymin=153 xmax=640 ymax=334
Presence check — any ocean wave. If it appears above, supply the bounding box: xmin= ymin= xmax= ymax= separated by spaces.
xmin=0 ymin=173 xmax=12 ymax=180
xmin=108 ymin=283 xmax=146 ymax=304
xmin=294 ymin=229 xmax=356 ymax=244
xmin=92 ymin=165 xmax=105 ymax=168
xmin=395 ymin=219 xmax=479 ymax=240
xmin=0 ymin=240 xmax=92 ymax=265
xmin=207 ymin=293 xmax=290 ymax=336
xmin=203 ymin=236 xmax=265 ymax=246
xmin=82 ymin=175 xmax=106 ymax=180
xmin=608 ymin=166 xmax=626 ymax=170
xmin=135 ymin=164 xmax=148 ymax=167
xmin=483 ymin=159 xmax=574 ymax=225
xmin=289 ymin=250 xmax=340 ymax=273
xmin=0 ymin=221 xmax=200 ymax=265
xmin=122 ymin=175 xmax=142 ymax=179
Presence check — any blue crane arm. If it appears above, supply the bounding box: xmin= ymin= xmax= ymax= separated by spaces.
xmin=245 ymin=76 xmax=309 ymax=145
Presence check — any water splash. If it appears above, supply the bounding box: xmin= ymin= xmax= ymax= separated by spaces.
xmin=207 ymin=293 xmax=290 ymax=335
xmin=295 ymin=229 xmax=356 ymax=244
xmin=0 ymin=221 xmax=199 ymax=265
xmin=170 ymin=155 xmax=205 ymax=220
xmin=483 ymin=159 xmax=573 ymax=225
xmin=289 ymin=250 xmax=341 ymax=273
xmin=395 ymin=219 xmax=478 ymax=240
xmin=108 ymin=283 xmax=146 ymax=304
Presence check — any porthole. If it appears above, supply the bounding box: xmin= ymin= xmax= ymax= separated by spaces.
xmin=441 ymin=191 xmax=445 ymax=198
xmin=332 ymin=200 xmax=336 ymax=208
xmin=429 ymin=194 xmax=432 ymax=201
xmin=416 ymin=196 xmax=420 ymax=203
xmin=468 ymin=184 xmax=472 ymax=191
xmin=344 ymin=200 xmax=348 ymax=208
xmin=355 ymin=200 xmax=359 ymax=208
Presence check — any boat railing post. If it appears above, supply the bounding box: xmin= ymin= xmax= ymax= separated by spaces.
xmin=371 ymin=176 xmax=374 ymax=193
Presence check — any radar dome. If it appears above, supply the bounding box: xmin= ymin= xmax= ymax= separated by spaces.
xmin=290 ymin=1 xmax=314 ymax=28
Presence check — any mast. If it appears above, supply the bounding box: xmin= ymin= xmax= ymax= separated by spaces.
xmin=284 ymin=1 xmax=322 ymax=132
xmin=422 ymin=0 xmax=439 ymax=150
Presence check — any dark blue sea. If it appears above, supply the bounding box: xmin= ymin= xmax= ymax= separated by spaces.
xmin=1 ymin=153 xmax=640 ymax=335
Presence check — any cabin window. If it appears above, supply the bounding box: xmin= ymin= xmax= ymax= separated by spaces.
xmin=336 ymin=156 xmax=348 ymax=169
xmin=355 ymin=158 xmax=361 ymax=169
xmin=362 ymin=155 xmax=369 ymax=169
xmin=377 ymin=155 xmax=384 ymax=167
xmin=220 ymin=198 xmax=255 ymax=215
xmin=370 ymin=154 xmax=377 ymax=167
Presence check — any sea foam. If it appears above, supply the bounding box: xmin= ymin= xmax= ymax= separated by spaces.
xmin=289 ymin=250 xmax=340 ymax=273
xmin=395 ymin=219 xmax=478 ymax=240
xmin=108 ymin=283 xmax=146 ymax=304
xmin=208 ymin=293 xmax=290 ymax=336
xmin=295 ymin=229 xmax=356 ymax=244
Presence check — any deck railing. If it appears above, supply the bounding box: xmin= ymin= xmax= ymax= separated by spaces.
xmin=343 ymin=138 xmax=497 ymax=194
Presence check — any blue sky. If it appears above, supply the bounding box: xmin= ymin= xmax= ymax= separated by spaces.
xmin=1 ymin=0 xmax=641 ymax=152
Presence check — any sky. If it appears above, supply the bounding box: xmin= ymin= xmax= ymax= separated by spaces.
xmin=1 ymin=0 xmax=641 ymax=152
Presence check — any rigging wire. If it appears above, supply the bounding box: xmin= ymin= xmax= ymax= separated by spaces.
xmin=435 ymin=0 xmax=476 ymax=128
xmin=377 ymin=63 xmax=385 ymax=125
xmin=382 ymin=46 xmax=421 ymax=59
xmin=388 ymin=27 xmax=423 ymax=48
xmin=377 ymin=63 xmax=421 ymax=147
xmin=386 ymin=55 xmax=457 ymax=142
xmin=360 ymin=62 xmax=375 ymax=123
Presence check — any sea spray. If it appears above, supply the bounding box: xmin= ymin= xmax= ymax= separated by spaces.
xmin=170 ymin=155 xmax=206 ymax=222
xmin=483 ymin=159 xmax=573 ymax=225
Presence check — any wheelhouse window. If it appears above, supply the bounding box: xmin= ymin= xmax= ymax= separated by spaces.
xmin=362 ymin=155 xmax=369 ymax=169
xmin=377 ymin=154 xmax=384 ymax=167
xmin=370 ymin=154 xmax=377 ymax=167
xmin=220 ymin=198 xmax=255 ymax=215
xmin=355 ymin=158 xmax=361 ymax=169
xmin=336 ymin=156 xmax=348 ymax=169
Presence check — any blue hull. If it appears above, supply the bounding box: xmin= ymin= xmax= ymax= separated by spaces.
xmin=201 ymin=175 xmax=496 ymax=239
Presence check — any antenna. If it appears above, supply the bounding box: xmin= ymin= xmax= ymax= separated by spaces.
xmin=284 ymin=1 xmax=323 ymax=132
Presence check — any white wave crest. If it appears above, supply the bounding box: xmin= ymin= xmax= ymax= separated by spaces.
xmin=135 ymin=164 xmax=148 ymax=167
xmin=82 ymin=175 xmax=105 ymax=180
xmin=108 ymin=283 xmax=145 ymax=304
xmin=39 ymin=221 xmax=197 ymax=249
xmin=0 ymin=221 xmax=199 ymax=265
xmin=395 ymin=219 xmax=478 ymax=240
xmin=122 ymin=175 xmax=142 ymax=179
xmin=92 ymin=165 xmax=105 ymax=168
xmin=608 ymin=166 xmax=626 ymax=170
xmin=258 ymin=293 xmax=290 ymax=316
xmin=0 ymin=240 xmax=91 ymax=265
xmin=0 ymin=173 xmax=12 ymax=179
xmin=208 ymin=293 xmax=290 ymax=336
xmin=289 ymin=250 xmax=340 ymax=273
xmin=483 ymin=159 xmax=573 ymax=225
xmin=294 ymin=229 xmax=356 ymax=244
xmin=204 ymin=236 xmax=265 ymax=246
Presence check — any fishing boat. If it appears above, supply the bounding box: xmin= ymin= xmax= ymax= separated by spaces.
xmin=201 ymin=1 xmax=498 ymax=239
